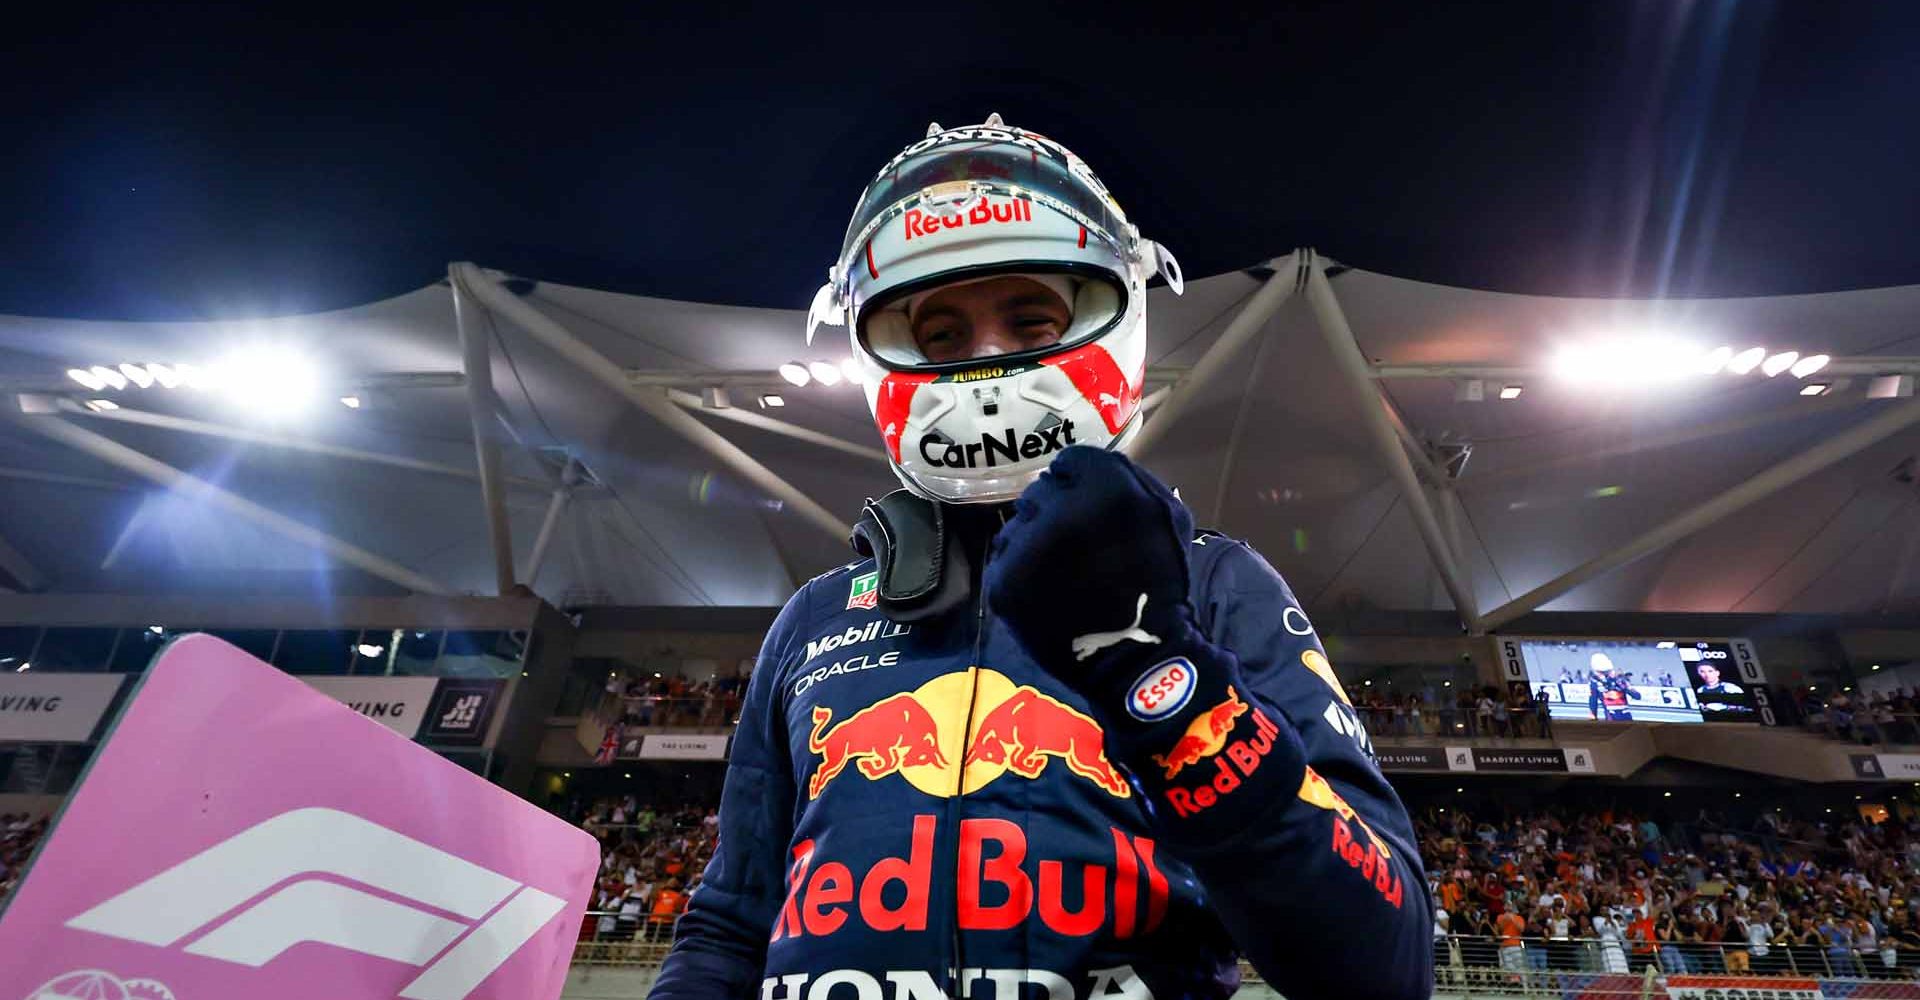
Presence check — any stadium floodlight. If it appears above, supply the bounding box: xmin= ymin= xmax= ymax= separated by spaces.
xmin=356 ymin=643 xmax=384 ymax=658
xmin=1760 ymin=351 xmax=1799 ymax=378
xmin=758 ymin=394 xmax=785 ymax=408
xmin=67 ymin=368 xmax=107 ymax=390
xmin=1790 ymin=354 xmax=1830 ymax=379
xmin=1800 ymin=384 xmax=1830 ymax=397
xmin=118 ymin=363 xmax=154 ymax=388
xmin=778 ymin=362 xmax=811 ymax=387
xmin=1699 ymin=346 xmax=1734 ymax=375
xmin=90 ymin=365 xmax=127 ymax=390
xmin=145 ymin=363 xmax=181 ymax=388
xmin=808 ymin=360 xmax=843 ymax=386
xmin=1726 ymin=347 xmax=1767 ymax=375
xmin=1550 ymin=337 xmax=1704 ymax=386
xmin=205 ymin=345 xmax=322 ymax=416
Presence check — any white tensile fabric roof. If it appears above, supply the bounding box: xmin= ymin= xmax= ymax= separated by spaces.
xmin=1 ymin=260 xmax=1917 ymax=618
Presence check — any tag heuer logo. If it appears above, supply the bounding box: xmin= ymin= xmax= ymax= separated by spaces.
xmin=847 ymin=571 xmax=879 ymax=610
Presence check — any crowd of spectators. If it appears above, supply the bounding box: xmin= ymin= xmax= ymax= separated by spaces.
xmin=0 ymin=812 xmax=50 ymax=905
xmin=592 ymin=670 xmax=749 ymax=763
xmin=577 ymin=794 xmax=720 ymax=942
xmin=1422 ymin=801 xmax=1920 ymax=981
xmin=1348 ymin=684 xmax=1555 ymax=740
xmin=602 ymin=671 xmax=747 ymax=730
xmin=1797 ymin=687 xmax=1920 ymax=747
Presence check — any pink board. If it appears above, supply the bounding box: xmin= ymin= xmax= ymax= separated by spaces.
xmin=0 ymin=634 xmax=599 ymax=1000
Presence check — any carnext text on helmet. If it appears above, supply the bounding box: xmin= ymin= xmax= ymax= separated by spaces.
xmin=920 ymin=421 xmax=1078 ymax=470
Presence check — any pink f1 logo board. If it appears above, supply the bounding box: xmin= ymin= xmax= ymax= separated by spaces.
xmin=0 ymin=634 xmax=599 ymax=1000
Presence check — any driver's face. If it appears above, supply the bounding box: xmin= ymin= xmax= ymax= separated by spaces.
xmin=911 ymin=276 xmax=1070 ymax=364
xmin=1698 ymin=663 xmax=1721 ymax=686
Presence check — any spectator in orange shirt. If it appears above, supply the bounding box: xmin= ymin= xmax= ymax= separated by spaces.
xmin=1497 ymin=909 xmax=1528 ymax=972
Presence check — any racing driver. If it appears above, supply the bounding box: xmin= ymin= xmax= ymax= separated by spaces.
xmin=650 ymin=116 xmax=1432 ymax=1000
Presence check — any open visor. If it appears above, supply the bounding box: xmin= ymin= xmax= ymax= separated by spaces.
xmin=841 ymin=137 xmax=1137 ymax=371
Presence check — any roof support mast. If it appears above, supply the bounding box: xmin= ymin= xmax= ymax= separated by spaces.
xmin=1475 ymin=395 xmax=1920 ymax=632
xmin=1126 ymin=252 xmax=1301 ymax=458
xmin=1303 ymin=249 xmax=1481 ymax=631
xmin=450 ymin=266 xmax=519 ymax=596
xmin=450 ymin=263 xmax=853 ymax=543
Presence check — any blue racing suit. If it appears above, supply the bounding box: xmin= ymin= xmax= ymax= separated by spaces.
xmin=651 ymin=523 xmax=1431 ymax=1000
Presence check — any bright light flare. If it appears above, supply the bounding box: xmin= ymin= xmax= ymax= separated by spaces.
xmin=778 ymin=362 xmax=811 ymax=387
xmin=118 ymin=363 xmax=154 ymax=388
xmin=204 ymin=345 xmax=323 ymax=416
xmin=1790 ymin=354 xmax=1830 ymax=379
xmin=356 ymin=643 xmax=384 ymax=658
xmin=758 ymin=394 xmax=786 ymax=408
xmin=840 ymin=358 xmax=863 ymax=384
xmin=1550 ymin=338 xmax=1706 ymax=387
xmin=1498 ymin=385 xmax=1524 ymax=400
xmin=1760 ymin=351 xmax=1799 ymax=378
xmin=1800 ymin=383 xmax=1830 ymax=396
xmin=146 ymin=363 xmax=180 ymax=388
xmin=84 ymin=399 xmax=120 ymax=412
xmin=67 ymin=368 xmax=106 ymax=390
xmin=808 ymin=361 xmax=843 ymax=386
xmin=1727 ymin=347 xmax=1767 ymax=374
xmin=1699 ymin=346 xmax=1734 ymax=375
xmin=338 ymin=395 xmax=362 ymax=409
xmin=90 ymin=365 xmax=127 ymax=390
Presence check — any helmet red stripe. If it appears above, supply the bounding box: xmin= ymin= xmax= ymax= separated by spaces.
xmin=865 ymin=240 xmax=879 ymax=279
xmin=872 ymin=371 xmax=939 ymax=462
xmin=1040 ymin=342 xmax=1140 ymax=435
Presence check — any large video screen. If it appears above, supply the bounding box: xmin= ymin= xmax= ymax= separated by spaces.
xmin=1519 ymin=639 xmax=1705 ymax=723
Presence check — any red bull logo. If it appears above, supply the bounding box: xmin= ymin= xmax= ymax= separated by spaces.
xmin=772 ymin=814 xmax=1169 ymax=941
xmin=805 ymin=669 xmax=1130 ymax=799
xmin=1160 ymin=703 xmax=1284 ymax=819
xmin=1297 ymin=765 xmax=1404 ymax=908
xmin=902 ymin=196 xmax=1033 ymax=241
xmin=1149 ymin=687 xmax=1247 ymax=780
xmin=807 ymin=694 xmax=950 ymax=800
xmin=963 ymin=686 xmax=1130 ymax=797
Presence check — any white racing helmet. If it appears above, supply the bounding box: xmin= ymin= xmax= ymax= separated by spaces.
xmin=807 ymin=114 xmax=1183 ymax=503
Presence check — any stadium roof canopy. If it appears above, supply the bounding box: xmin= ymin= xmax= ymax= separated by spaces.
xmin=4 ymin=250 xmax=1920 ymax=630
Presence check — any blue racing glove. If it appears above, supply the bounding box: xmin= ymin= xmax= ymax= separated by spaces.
xmin=985 ymin=446 xmax=1305 ymax=833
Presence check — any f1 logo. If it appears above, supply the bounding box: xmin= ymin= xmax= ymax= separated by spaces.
xmin=64 ymin=808 xmax=566 ymax=1000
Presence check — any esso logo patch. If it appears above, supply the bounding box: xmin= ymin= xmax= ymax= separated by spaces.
xmin=1127 ymin=657 xmax=1197 ymax=722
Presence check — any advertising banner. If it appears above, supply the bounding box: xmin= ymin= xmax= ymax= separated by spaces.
xmin=638 ymin=734 xmax=730 ymax=760
xmin=301 ymin=675 xmax=443 ymax=739
xmin=1664 ymin=974 xmax=1821 ymax=999
xmin=1470 ymin=748 xmax=1574 ymax=772
xmin=1852 ymin=753 xmax=1920 ymax=781
xmin=0 ymin=673 xmax=125 ymax=743
xmin=0 ymin=634 xmax=598 ymax=1000
xmin=1375 ymin=747 xmax=1450 ymax=771
xmin=420 ymin=679 xmax=506 ymax=747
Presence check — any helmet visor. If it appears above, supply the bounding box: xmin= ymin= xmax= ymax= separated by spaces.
xmin=839 ymin=137 xmax=1132 ymax=273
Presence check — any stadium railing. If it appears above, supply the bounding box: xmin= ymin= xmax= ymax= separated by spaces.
xmin=568 ymin=925 xmax=1920 ymax=993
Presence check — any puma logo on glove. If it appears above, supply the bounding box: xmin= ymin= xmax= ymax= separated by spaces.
xmin=1071 ymin=593 xmax=1162 ymax=661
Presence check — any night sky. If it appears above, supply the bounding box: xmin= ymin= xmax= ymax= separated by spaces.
xmin=4 ymin=2 xmax=1918 ymax=321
